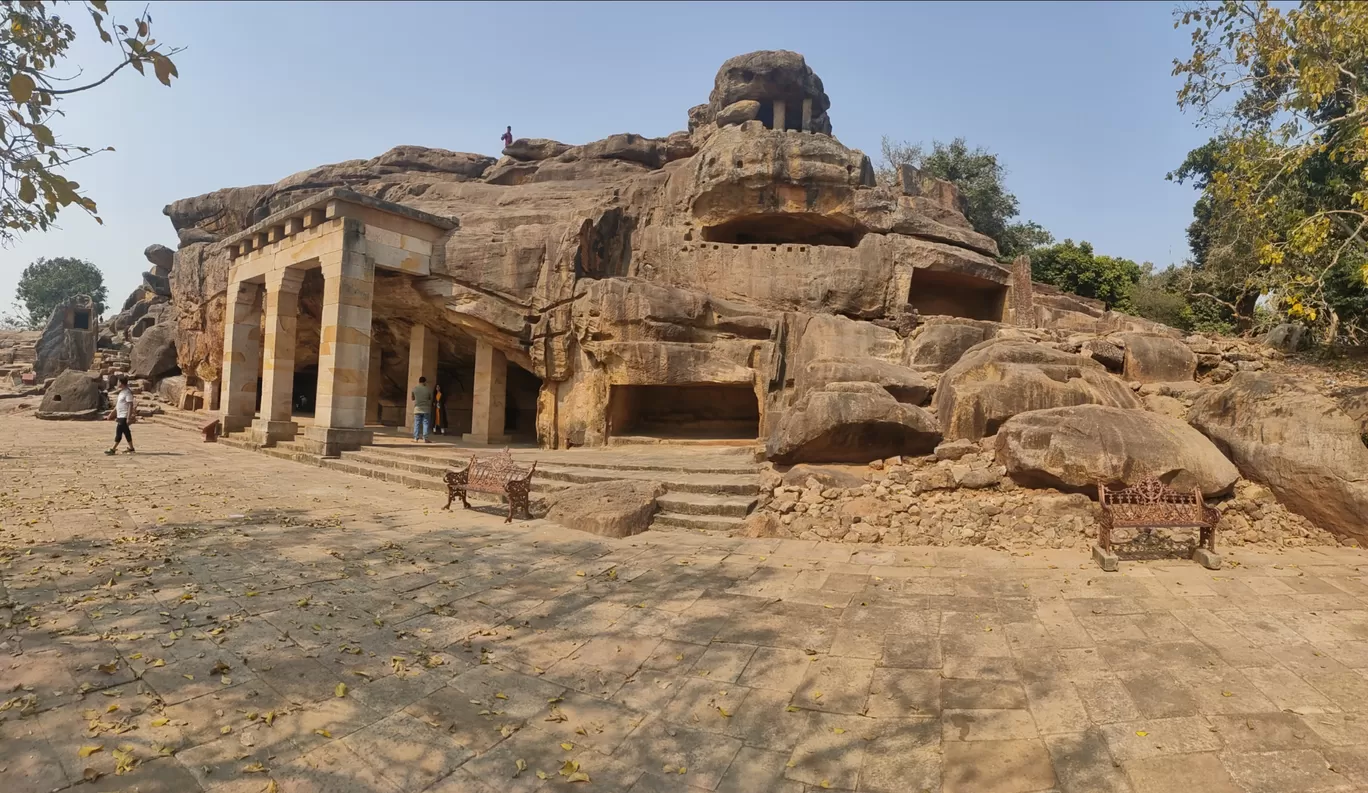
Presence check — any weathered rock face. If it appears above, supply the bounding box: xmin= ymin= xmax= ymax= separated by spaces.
xmin=935 ymin=339 xmax=1141 ymax=441
xmin=130 ymin=324 xmax=178 ymax=380
xmin=797 ymin=358 xmax=930 ymax=404
xmin=33 ymin=295 xmax=98 ymax=380
xmin=36 ymin=369 xmax=103 ymax=419
xmin=707 ymin=50 xmax=832 ymax=134
xmin=995 ymin=405 xmax=1239 ymax=497
xmin=767 ymin=381 xmax=940 ymax=464
xmin=542 ymin=480 xmax=665 ymax=538
xmin=905 ymin=319 xmax=996 ymax=372
xmin=1116 ymin=333 xmax=1197 ymax=383
xmin=1189 ymin=372 xmax=1368 ymax=543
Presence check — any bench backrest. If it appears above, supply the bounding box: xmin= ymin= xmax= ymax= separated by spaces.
xmin=466 ymin=448 xmax=534 ymax=488
xmin=1098 ymin=477 xmax=1206 ymax=527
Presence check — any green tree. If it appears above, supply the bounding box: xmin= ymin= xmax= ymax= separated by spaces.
xmin=877 ymin=136 xmax=1052 ymax=259
xmin=1173 ymin=0 xmax=1368 ymax=341
xmin=1 ymin=1 xmax=181 ymax=244
xmin=1029 ymin=239 xmax=1143 ymax=310
xmin=13 ymin=256 xmax=106 ymax=327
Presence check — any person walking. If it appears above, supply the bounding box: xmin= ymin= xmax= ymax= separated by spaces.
xmin=105 ymin=375 xmax=137 ymax=455
xmin=432 ymin=383 xmax=448 ymax=435
xmin=411 ymin=376 xmax=434 ymax=443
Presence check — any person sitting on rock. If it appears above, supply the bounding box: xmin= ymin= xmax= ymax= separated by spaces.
xmin=501 ymin=126 xmax=513 ymax=149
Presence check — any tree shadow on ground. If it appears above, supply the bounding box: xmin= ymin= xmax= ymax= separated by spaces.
xmin=3 ymin=498 xmax=973 ymax=793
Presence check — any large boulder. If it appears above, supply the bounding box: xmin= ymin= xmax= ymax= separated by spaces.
xmin=904 ymin=320 xmax=994 ymax=372
xmin=33 ymin=295 xmax=98 ymax=380
xmin=36 ymin=369 xmax=104 ymax=420
xmin=1115 ymin=333 xmax=1197 ymax=383
xmin=767 ymin=381 xmax=941 ymax=464
xmin=995 ymin=405 xmax=1238 ymax=497
xmin=798 ymin=358 xmax=930 ymax=404
xmin=503 ymin=138 xmax=571 ymax=162
xmin=1263 ymin=323 xmax=1308 ymax=352
xmin=1189 ymin=372 xmax=1368 ymax=543
xmin=144 ymin=244 xmax=174 ymax=274
xmin=543 ymin=480 xmax=665 ymax=538
xmin=716 ymin=100 xmax=761 ymax=127
xmin=130 ymin=324 xmax=179 ymax=380
xmin=935 ymin=339 xmax=1141 ymax=441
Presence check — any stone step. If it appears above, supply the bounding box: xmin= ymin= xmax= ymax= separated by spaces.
xmin=363 ymin=443 xmax=757 ymax=476
xmin=656 ymin=491 xmax=756 ymax=518
xmin=320 ymin=457 xmax=448 ymax=493
xmin=533 ymin=465 xmax=758 ymax=495
xmin=649 ymin=512 xmax=746 ymax=534
xmin=608 ymin=435 xmax=756 ymax=451
xmin=337 ymin=449 xmax=572 ymax=494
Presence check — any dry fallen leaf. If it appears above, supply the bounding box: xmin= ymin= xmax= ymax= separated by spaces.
xmin=560 ymin=742 xmax=574 ymax=751
xmin=335 ymin=683 xmax=347 ymax=698
xmin=242 ymin=762 xmax=267 ymax=773
xmin=513 ymin=758 xmax=527 ymax=778
xmin=78 ymin=745 xmax=104 ymax=758
xmin=1136 ymin=730 xmax=1149 ymax=737
xmin=150 ymin=717 xmax=169 ymax=727
xmin=314 ymin=729 xmax=331 ymax=738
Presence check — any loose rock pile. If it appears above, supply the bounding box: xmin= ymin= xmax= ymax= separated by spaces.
xmin=749 ymin=446 xmax=1341 ymax=551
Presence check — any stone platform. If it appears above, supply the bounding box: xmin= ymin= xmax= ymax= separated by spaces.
xmin=5 ymin=415 xmax=1368 ymax=793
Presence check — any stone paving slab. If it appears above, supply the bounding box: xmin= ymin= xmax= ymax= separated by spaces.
xmin=5 ymin=416 xmax=1368 ymax=792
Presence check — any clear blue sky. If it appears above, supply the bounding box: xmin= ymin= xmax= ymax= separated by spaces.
xmin=0 ymin=0 xmax=1211 ymax=316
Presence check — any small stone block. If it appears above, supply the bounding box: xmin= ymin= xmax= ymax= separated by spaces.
xmin=1092 ymin=544 xmax=1119 ymax=572
xmin=1192 ymin=547 xmax=1222 ymax=570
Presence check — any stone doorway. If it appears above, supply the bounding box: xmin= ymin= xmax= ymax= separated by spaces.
xmin=607 ymin=384 xmax=760 ymax=441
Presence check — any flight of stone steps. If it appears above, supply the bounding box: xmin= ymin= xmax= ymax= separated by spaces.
xmin=147 ymin=408 xmax=760 ymax=535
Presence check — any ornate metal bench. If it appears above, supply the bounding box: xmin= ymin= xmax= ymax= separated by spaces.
xmin=1095 ymin=477 xmax=1222 ymax=571
xmin=443 ymin=449 xmax=536 ymax=523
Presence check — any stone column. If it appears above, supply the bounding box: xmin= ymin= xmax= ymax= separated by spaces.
xmin=219 ymin=280 xmax=263 ymax=433
xmin=464 ymin=339 xmax=509 ymax=445
xmin=366 ymin=340 xmax=383 ymax=425
xmin=303 ymin=220 xmax=375 ymax=456
xmin=772 ymin=99 xmax=787 ymax=131
xmin=404 ymin=324 xmax=439 ymax=430
xmin=251 ymin=268 xmax=305 ymax=446
xmin=801 ymin=98 xmax=813 ymax=132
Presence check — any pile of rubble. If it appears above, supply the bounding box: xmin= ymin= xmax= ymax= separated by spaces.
xmin=748 ymin=442 xmax=1341 ymax=551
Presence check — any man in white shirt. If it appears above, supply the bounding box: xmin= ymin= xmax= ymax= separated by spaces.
xmin=106 ymin=375 xmax=136 ymax=455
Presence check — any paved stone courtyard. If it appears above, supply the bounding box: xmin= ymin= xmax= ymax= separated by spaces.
xmin=4 ymin=416 xmax=1368 ymax=793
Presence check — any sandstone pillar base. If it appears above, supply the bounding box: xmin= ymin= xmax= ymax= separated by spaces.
xmin=250 ymin=418 xmax=298 ymax=447
xmin=300 ymin=426 xmax=373 ymax=458
xmin=221 ymin=415 xmax=254 ymax=434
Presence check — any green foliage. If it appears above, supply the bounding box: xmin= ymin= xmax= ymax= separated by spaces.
xmin=1 ymin=1 xmax=180 ymax=243
xmin=1029 ymin=240 xmax=1143 ymax=310
xmin=877 ymin=136 xmax=1052 ymax=259
xmin=1173 ymin=0 xmax=1368 ymax=341
xmin=13 ymin=256 xmax=105 ymax=328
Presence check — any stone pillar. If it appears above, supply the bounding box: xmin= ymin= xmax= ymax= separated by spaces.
xmin=303 ymin=221 xmax=375 ymax=456
xmin=772 ymin=99 xmax=786 ymax=132
xmin=219 ymin=280 xmax=263 ymax=433
xmin=404 ymin=324 xmax=439 ymax=430
xmin=464 ymin=339 xmax=508 ymax=445
xmin=205 ymin=379 xmax=220 ymax=412
xmin=251 ymin=268 xmax=305 ymax=446
xmin=801 ymin=98 xmax=812 ymax=132
xmin=366 ymin=340 xmax=383 ymax=425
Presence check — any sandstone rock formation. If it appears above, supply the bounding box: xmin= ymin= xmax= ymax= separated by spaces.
xmin=130 ymin=324 xmax=179 ymax=380
xmin=1189 ymin=372 xmax=1368 ymax=544
xmin=995 ymin=405 xmax=1239 ymax=497
xmin=1115 ymin=332 xmax=1197 ymax=383
xmin=36 ymin=369 xmax=104 ymax=420
xmin=33 ymin=295 xmax=98 ymax=380
xmin=935 ymin=339 xmax=1140 ymax=441
xmin=767 ymin=381 xmax=940 ymax=464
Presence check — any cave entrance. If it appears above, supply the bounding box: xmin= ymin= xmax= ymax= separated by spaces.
xmin=701 ymin=213 xmax=862 ymax=247
xmin=908 ymin=269 xmax=1008 ymax=321
xmin=608 ymin=384 xmax=759 ymax=440
xmin=72 ymin=309 xmax=90 ymax=330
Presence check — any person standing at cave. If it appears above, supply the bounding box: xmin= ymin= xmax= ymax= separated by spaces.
xmin=105 ymin=375 xmax=137 ymax=455
xmin=411 ymin=376 xmax=434 ymax=443
xmin=501 ymin=125 xmax=513 ymax=149
xmin=432 ymin=383 xmax=448 ymax=435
